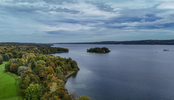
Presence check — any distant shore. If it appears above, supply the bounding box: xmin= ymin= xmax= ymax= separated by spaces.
xmin=54 ymin=39 xmax=174 ymax=45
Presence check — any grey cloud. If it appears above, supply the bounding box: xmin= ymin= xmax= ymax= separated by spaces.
xmin=12 ymin=0 xmax=40 ymax=3
xmin=12 ymin=0 xmax=77 ymax=4
xmin=86 ymin=1 xmax=115 ymax=12
xmin=0 ymin=3 xmax=80 ymax=14
xmin=47 ymin=30 xmax=66 ymax=35
xmin=46 ymin=30 xmax=80 ymax=39
xmin=104 ymin=14 xmax=163 ymax=24
xmin=1 ymin=0 xmax=174 ymax=43
xmin=120 ymin=3 xmax=168 ymax=17
xmin=137 ymin=22 xmax=174 ymax=30
xmin=0 ymin=5 xmax=43 ymax=13
xmin=42 ymin=0 xmax=77 ymax=4
xmin=50 ymin=8 xmax=80 ymax=14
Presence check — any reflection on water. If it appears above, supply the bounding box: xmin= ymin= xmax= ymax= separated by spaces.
xmin=54 ymin=44 xmax=174 ymax=100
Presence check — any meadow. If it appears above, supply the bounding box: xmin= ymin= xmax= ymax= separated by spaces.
xmin=0 ymin=62 xmax=23 ymax=100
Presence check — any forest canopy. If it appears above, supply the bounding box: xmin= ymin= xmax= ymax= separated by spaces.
xmin=0 ymin=43 xmax=90 ymax=100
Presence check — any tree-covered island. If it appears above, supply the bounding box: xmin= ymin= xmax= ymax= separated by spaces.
xmin=0 ymin=43 xmax=91 ymax=100
xmin=87 ymin=47 xmax=110 ymax=53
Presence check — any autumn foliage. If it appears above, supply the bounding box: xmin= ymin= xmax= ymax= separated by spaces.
xmin=1 ymin=43 xmax=90 ymax=100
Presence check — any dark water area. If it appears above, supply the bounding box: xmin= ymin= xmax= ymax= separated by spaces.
xmin=53 ymin=44 xmax=174 ymax=100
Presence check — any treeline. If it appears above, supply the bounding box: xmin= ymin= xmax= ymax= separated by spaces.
xmin=0 ymin=44 xmax=91 ymax=100
xmin=0 ymin=45 xmax=68 ymax=64
xmin=95 ymin=40 xmax=174 ymax=45
xmin=87 ymin=47 xmax=110 ymax=53
xmin=0 ymin=42 xmax=52 ymax=46
xmin=58 ymin=39 xmax=174 ymax=45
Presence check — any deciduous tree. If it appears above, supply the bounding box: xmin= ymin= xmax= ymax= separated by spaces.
xmin=25 ymin=84 xmax=42 ymax=100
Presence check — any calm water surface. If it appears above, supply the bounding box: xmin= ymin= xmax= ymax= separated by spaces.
xmin=53 ymin=44 xmax=174 ymax=100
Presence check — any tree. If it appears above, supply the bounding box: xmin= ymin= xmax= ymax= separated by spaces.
xmin=20 ymin=75 xmax=31 ymax=95
xmin=45 ymin=67 xmax=54 ymax=75
xmin=28 ymin=59 xmax=35 ymax=70
xmin=0 ymin=55 xmax=3 ymax=65
xmin=10 ymin=63 xmax=19 ymax=74
xmin=55 ymin=67 xmax=62 ymax=74
xmin=36 ymin=54 xmax=47 ymax=61
xmin=36 ymin=60 xmax=46 ymax=65
xmin=40 ymin=92 xmax=50 ymax=100
xmin=18 ymin=66 xmax=31 ymax=77
xmin=54 ymin=60 xmax=64 ymax=69
xmin=27 ymin=53 xmax=36 ymax=69
xmin=3 ymin=53 xmax=10 ymax=61
xmin=20 ymin=70 xmax=40 ymax=95
xmin=34 ymin=64 xmax=46 ymax=80
xmin=78 ymin=96 xmax=91 ymax=100
xmin=70 ymin=60 xmax=79 ymax=70
xmin=18 ymin=59 xmax=26 ymax=66
xmin=27 ymin=53 xmax=36 ymax=62
xmin=5 ymin=59 xmax=13 ymax=72
xmin=69 ymin=92 xmax=78 ymax=100
xmin=50 ymin=62 xmax=56 ymax=69
xmin=25 ymin=84 xmax=42 ymax=100
xmin=21 ymin=70 xmax=39 ymax=83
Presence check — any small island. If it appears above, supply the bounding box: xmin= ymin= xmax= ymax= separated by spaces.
xmin=163 ymin=49 xmax=169 ymax=51
xmin=87 ymin=47 xmax=110 ymax=53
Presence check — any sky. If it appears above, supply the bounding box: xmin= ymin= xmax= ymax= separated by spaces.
xmin=0 ymin=0 xmax=174 ymax=43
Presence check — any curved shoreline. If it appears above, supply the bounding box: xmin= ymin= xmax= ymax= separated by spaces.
xmin=65 ymin=70 xmax=79 ymax=83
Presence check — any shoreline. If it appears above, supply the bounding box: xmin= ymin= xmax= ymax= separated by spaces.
xmin=65 ymin=70 xmax=79 ymax=82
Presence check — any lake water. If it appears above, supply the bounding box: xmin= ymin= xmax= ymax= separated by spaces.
xmin=53 ymin=44 xmax=174 ymax=100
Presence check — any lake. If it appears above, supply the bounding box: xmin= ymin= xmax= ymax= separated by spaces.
xmin=53 ymin=44 xmax=174 ymax=100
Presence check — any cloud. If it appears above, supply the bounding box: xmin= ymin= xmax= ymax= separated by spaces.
xmin=86 ymin=1 xmax=115 ymax=12
xmin=47 ymin=30 xmax=64 ymax=35
xmin=11 ymin=0 xmax=77 ymax=4
xmin=0 ymin=0 xmax=174 ymax=42
xmin=0 ymin=1 xmax=80 ymax=14
xmin=50 ymin=8 xmax=80 ymax=14
xmin=42 ymin=0 xmax=77 ymax=4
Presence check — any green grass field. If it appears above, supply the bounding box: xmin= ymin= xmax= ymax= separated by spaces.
xmin=0 ymin=62 xmax=23 ymax=100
